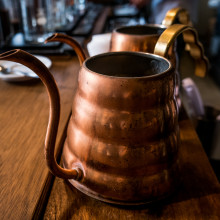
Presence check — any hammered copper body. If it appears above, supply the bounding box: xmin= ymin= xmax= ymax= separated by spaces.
xmin=65 ymin=52 xmax=179 ymax=204
xmin=0 ymin=46 xmax=180 ymax=205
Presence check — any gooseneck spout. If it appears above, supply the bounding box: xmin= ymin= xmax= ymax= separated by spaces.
xmin=45 ymin=33 xmax=87 ymax=65
xmin=0 ymin=49 xmax=83 ymax=180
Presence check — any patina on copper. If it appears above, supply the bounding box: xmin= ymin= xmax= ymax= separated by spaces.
xmin=0 ymin=40 xmax=180 ymax=204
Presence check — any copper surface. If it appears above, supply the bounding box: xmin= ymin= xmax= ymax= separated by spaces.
xmin=110 ymin=24 xmax=165 ymax=54
xmin=0 ymin=36 xmax=180 ymax=204
xmin=45 ymin=33 xmax=86 ymax=65
xmin=64 ymin=52 xmax=180 ymax=204
xmin=46 ymin=33 xmax=181 ymax=204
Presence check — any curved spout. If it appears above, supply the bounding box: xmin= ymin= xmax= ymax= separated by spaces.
xmin=0 ymin=49 xmax=83 ymax=180
xmin=45 ymin=33 xmax=87 ymax=66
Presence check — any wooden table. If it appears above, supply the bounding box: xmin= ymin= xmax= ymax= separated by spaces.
xmin=1 ymin=54 xmax=220 ymax=220
xmin=42 ymin=112 xmax=220 ymax=220
xmin=0 ymin=7 xmax=220 ymax=220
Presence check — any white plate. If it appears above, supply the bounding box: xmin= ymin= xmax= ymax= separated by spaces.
xmin=86 ymin=33 xmax=111 ymax=57
xmin=0 ymin=55 xmax=52 ymax=82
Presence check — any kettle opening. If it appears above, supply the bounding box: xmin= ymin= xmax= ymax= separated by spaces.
xmin=115 ymin=25 xmax=165 ymax=36
xmin=85 ymin=52 xmax=171 ymax=78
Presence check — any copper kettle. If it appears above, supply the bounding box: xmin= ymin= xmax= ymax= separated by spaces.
xmin=0 ymin=29 xmax=187 ymax=205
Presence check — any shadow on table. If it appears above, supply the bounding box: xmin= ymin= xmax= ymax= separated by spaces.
xmin=48 ymin=116 xmax=220 ymax=219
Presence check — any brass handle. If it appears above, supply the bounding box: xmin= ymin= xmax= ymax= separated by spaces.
xmin=162 ymin=7 xmax=191 ymax=26
xmin=45 ymin=33 xmax=87 ymax=65
xmin=0 ymin=49 xmax=83 ymax=180
xmin=154 ymin=24 xmax=209 ymax=77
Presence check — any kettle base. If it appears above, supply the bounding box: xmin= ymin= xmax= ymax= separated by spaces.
xmin=67 ymin=177 xmax=179 ymax=206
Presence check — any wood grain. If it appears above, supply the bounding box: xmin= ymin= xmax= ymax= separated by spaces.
xmin=43 ymin=116 xmax=220 ymax=220
xmin=0 ymin=7 xmax=110 ymax=219
xmin=0 ymin=56 xmax=80 ymax=219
